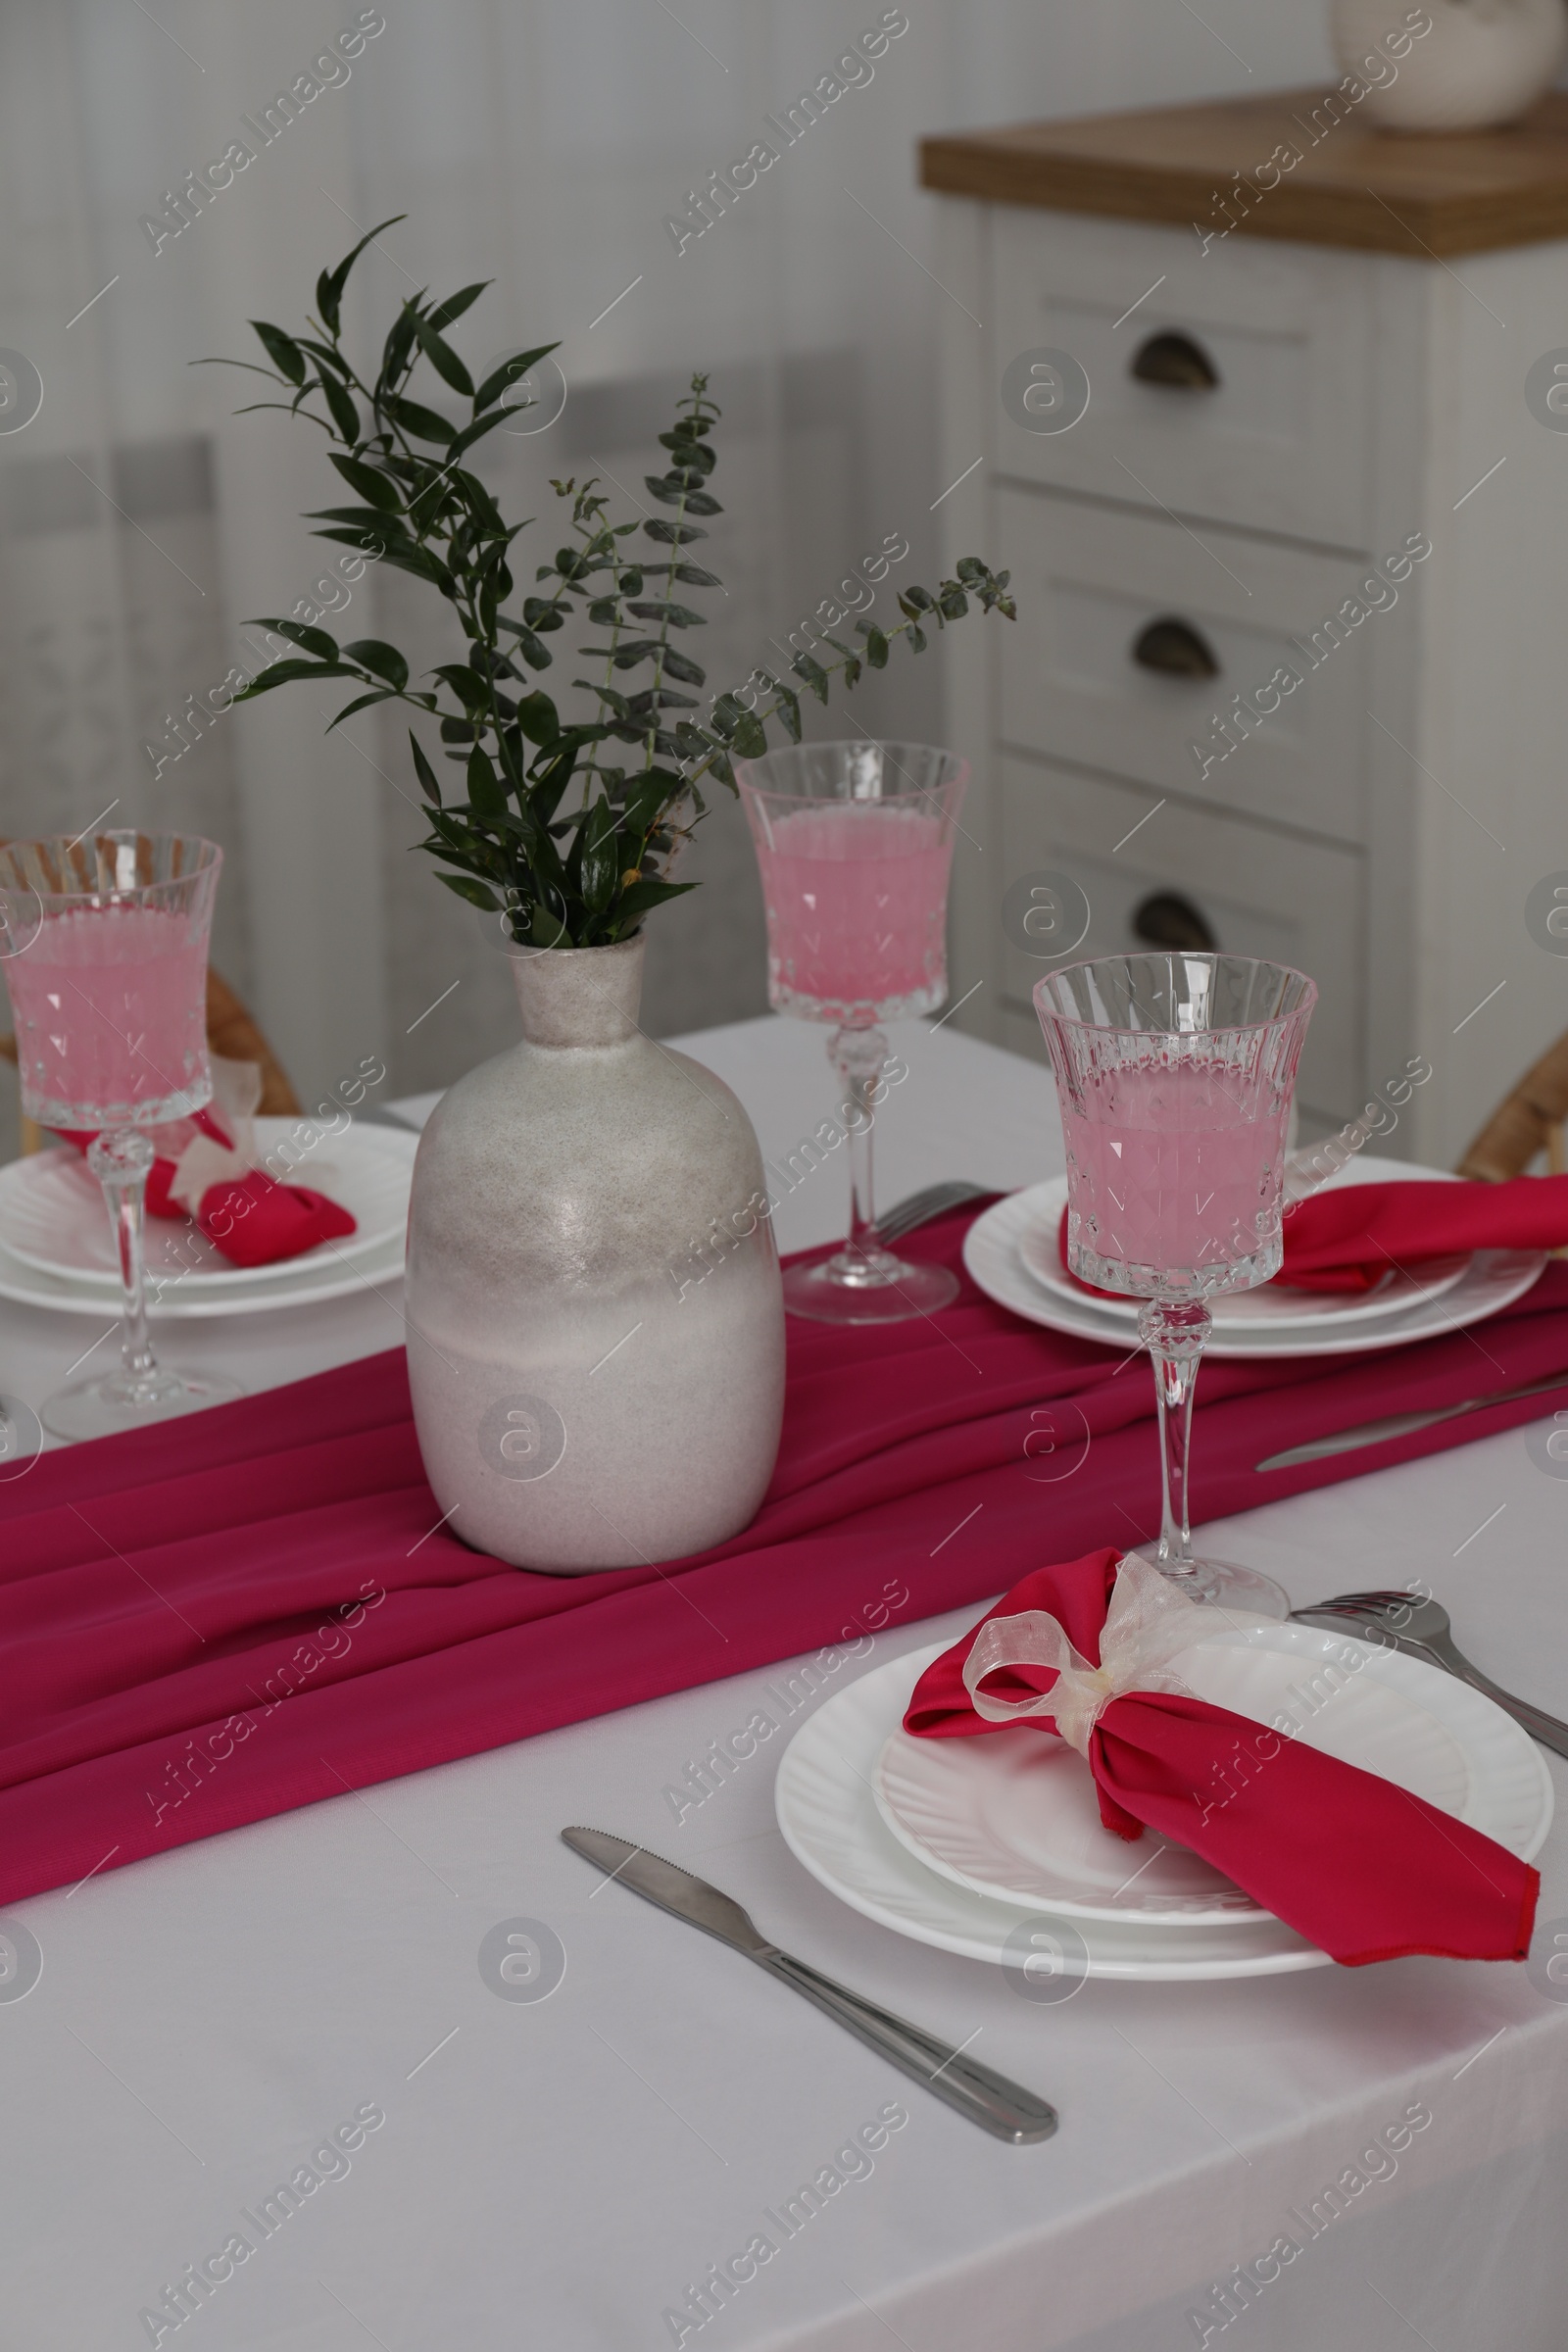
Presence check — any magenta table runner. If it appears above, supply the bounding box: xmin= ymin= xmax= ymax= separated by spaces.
xmin=3 ymin=1206 xmax=1567 ymax=1904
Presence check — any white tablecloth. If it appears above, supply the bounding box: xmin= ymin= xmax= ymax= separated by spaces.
xmin=1 ymin=1018 xmax=1565 ymax=2352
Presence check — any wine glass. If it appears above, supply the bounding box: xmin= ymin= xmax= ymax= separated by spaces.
xmin=1034 ymin=953 xmax=1316 ymax=1617
xmin=0 ymin=831 xmax=243 ymax=1441
xmin=739 ymin=740 xmax=969 ymax=1324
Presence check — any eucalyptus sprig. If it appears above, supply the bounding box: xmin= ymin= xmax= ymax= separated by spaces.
xmin=202 ymin=217 xmax=1016 ymax=948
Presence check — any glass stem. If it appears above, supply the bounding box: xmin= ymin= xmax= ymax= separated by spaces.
xmin=829 ymin=1023 xmax=900 ymax=1287
xmin=1137 ymin=1298 xmax=1212 ymax=1587
xmin=88 ymin=1129 xmax=162 ymax=1396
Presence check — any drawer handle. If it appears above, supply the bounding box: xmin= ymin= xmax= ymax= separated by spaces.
xmin=1133 ymin=891 xmax=1217 ymax=953
xmin=1132 ymin=617 xmax=1220 ymax=680
xmin=1130 ymin=330 xmax=1220 ymax=392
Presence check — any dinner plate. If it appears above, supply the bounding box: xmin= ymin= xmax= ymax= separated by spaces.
xmin=0 ymin=1227 xmax=407 ymax=1318
xmin=964 ymin=1176 xmax=1545 ymax=1359
xmin=872 ymin=1624 xmax=1552 ymax=1926
xmin=1015 ymin=1166 xmax=1469 ymax=1332
xmin=775 ymin=1643 xmax=1327 ymax=1980
xmin=0 ymin=1120 xmax=415 ymax=1289
xmin=775 ymin=1640 xmax=1551 ymax=1981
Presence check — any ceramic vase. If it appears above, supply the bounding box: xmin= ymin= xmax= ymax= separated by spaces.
xmin=1331 ymin=0 xmax=1566 ymax=131
xmin=406 ymin=935 xmax=786 ymax=1572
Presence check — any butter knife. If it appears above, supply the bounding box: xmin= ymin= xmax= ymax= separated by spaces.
xmin=1254 ymin=1371 xmax=1568 ymax=1474
xmin=561 ymin=1827 xmax=1058 ymax=2144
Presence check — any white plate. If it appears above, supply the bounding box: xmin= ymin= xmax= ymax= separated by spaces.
xmin=873 ymin=1623 xmax=1552 ymax=1926
xmin=0 ymin=1121 xmax=415 ymax=1288
xmin=776 ymin=1641 xmax=1551 ymax=1981
xmin=0 ymin=1227 xmax=406 ymax=1318
xmin=964 ymin=1176 xmax=1545 ymax=1359
xmin=1015 ymin=1165 xmax=1470 ymax=1332
xmin=776 ymin=1644 xmax=1328 ymax=1980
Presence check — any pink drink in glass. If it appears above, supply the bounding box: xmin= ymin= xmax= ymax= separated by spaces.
xmin=1062 ymin=1061 xmax=1289 ymax=1295
xmin=753 ymin=801 xmax=955 ymax=1020
xmin=9 ymin=904 xmax=210 ymax=1127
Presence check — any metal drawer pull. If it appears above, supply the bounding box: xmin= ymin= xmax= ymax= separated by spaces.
xmin=1132 ymin=616 xmax=1219 ymax=679
xmin=1131 ymin=329 xmax=1220 ymax=391
xmin=1132 ymin=891 xmax=1217 ymax=953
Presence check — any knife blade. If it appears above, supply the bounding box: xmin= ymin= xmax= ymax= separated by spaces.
xmin=561 ymin=1826 xmax=1059 ymax=2145
xmin=1254 ymin=1370 xmax=1568 ymax=1474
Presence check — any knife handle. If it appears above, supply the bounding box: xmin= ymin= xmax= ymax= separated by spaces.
xmin=758 ymin=1949 xmax=1058 ymax=2144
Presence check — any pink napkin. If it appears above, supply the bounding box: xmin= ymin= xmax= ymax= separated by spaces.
xmin=62 ymin=1105 xmax=357 ymax=1270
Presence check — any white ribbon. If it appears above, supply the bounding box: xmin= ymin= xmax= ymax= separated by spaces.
xmin=961 ymin=1553 xmax=1216 ymax=1757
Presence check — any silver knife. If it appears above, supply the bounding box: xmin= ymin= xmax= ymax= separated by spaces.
xmin=561 ymin=1827 xmax=1058 ymax=2145
xmin=1254 ymin=1371 xmax=1568 ymax=1474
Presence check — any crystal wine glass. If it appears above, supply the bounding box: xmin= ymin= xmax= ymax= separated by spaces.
xmin=0 ymin=831 xmax=243 ymax=1441
xmin=739 ymin=740 xmax=969 ymax=1324
xmin=1034 ymin=953 xmax=1316 ymax=1617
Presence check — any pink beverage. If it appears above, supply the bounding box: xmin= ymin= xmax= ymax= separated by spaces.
xmin=8 ymin=905 xmax=211 ymax=1127
xmin=1062 ymin=1061 xmax=1289 ymax=1294
xmin=753 ymin=801 xmax=955 ymax=1020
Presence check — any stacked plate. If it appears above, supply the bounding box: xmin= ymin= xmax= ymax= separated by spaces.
xmin=962 ymin=1156 xmax=1546 ymax=1359
xmin=774 ymin=1623 xmax=1553 ymax=1982
xmin=0 ymin=1118 xmax=416 ymax=1318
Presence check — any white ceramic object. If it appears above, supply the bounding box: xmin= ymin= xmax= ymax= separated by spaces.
xmin=0 ymin=1120 xmax=412 ymax=1288
xmin=0 ymin=1228 xmax=408 ymax=1318
xmin=1015 ymin=1165 xmax=1469 ymax=1333
xmin=1331 ymin=0 xmax=1566 ymax=131
xmin=963 ymin=1172 xmax=1545 ymax=1361
xmin=873 ymin=1625 xmax=1552 ymax=1925
xmin=775 ymin=1644 xmax=1328 ymax=1979
xmin=405 ymin=935 xmax=786 ymax=1573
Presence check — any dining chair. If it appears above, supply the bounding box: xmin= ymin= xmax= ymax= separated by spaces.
xmin=1456 ymin=1027 xmax=1568 ymax=1182
xmin=0 ymin=964 xmax=300 ymax=1154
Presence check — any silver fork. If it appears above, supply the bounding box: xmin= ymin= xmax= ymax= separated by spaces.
xmin=1287 ymin=1590 xmax=1568 ymax=1760
xmin=871 ymin=1180 xmax=990 ymax=1247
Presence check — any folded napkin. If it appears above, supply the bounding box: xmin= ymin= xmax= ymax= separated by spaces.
xmin=1059 ymin=1171 xmax=1568 ymax=1298
xmin=62 ymin=1058 xmax=356 ymax=1271
xmin=905 ymin=1549 xmax=1539 ymax=1967
xmin=3 ymin=1202 xmax=1568 ymax=1907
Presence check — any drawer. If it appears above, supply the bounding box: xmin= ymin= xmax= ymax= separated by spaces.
xmin=990 ymin=211 xmax=1376 ymax=550
xmin=995 ymin=485 xmax=1409 ymax=847
xmin=995 ymin=754 xmax=1364 ymax=1126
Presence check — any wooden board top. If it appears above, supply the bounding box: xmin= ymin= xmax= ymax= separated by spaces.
xmin=919 ymin=88 xmax=1568 ymax=257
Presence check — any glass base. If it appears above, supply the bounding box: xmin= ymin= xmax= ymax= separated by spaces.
xmin=42 ymin=1366 xmax=244 ymax=1443
xmin=784 ymin=1254 xmax=960 ymax=1325
xmin=1132 ymin=1545 xmax=1290 ymax=1622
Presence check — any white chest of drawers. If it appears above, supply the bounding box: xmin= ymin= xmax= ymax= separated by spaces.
xmin=923 ymin=92 xmax=1568 ymax=1163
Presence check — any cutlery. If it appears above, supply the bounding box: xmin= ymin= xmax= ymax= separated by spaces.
xmin=1286 ymin=1592 xmax=1568 ymax=1760
xmin=871 ymin=1180 xmax=990 ymax=1247
xmin=561 ymin=1826 xmax=1058 ymax=2144
xmin=1254 ymin=1371 xmax=1568 ymax=1473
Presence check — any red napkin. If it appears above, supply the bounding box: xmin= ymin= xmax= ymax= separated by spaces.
xmin=1059 ymin=1172 xmax=1568 ymax=1298
xmin=2 ymin=1202 xmax=1567 ymax=1908
xmin=62 ymin=1108 xmax=357 ymax=1270
xmin=905 ymin=1549 xmax=1539 ymax=1967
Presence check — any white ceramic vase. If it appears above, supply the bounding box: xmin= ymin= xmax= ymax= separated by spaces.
xmin=1331 ymin=0 xmax=1566 ymax=131
xmin=406 ymin=935 xmax=786 ymax=1572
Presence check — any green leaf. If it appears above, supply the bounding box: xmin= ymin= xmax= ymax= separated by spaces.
xmin=329 ymin=451 xmax=404 ymax=513
xmin=473 ymin=343 xmax=560 ymax=413
xmin=791 ymin=652 xmax=831 ymax=705
xmin=318 ymin=374 xmax=360 ymax=444
xmin=528 ymin=901 xmax=569 ymax=948
xmin=509 ymin=625 xmax=552 ymax=670
xmin=321 ymin=214 xmax=408 ymax=331
xmin=773 ymin=684 xmax=802 ymax=744
xmin=466 ymin=745 xmax=507 ymax=819
xmin=250 ymin=319 xmax=307 ymax=384
xmin=231 ymin=658 xmax=361 ymax=698
xmin=427 ymin=281 xmax=491 ymax=332
xmin=253 ymin=616 xmax=341 ymax=662
xmin=446 ymin=406 xmax=522 ymax=464
xmin=731 ymin=712 xmax=767 ymax=759
xmin=577 ymin=797 xmax=619 ymax=913
xmin=627 ymin=602 xmax=706 ymax=628
xmin=613 ymin=875 xmax=696 ymax=928
xmin=643 ymin=518 xmax=708 ymax=545
xmin=907 ymin=621 xmax=928 ymax=654
xmin=432 ymin=662 xmax=491 ymax=710
xmin=864 ymin=626 xmax=890 ymax=669
xmin=340 ymin=638 xmax=410 ymax=690
xmin=518 ymin=599 xmax=564 ymax=632
xmin=672 ymin=563 xmax=721 ymax=587
xmin=325 ymin=688 xmax=399 ymax=730
xmin=438 ymin=871 xmax=502 ymax=912
xmin=658 ymin=646 xmax=706 ymax=687
xmin=296 ymin=337 xmax=355 ymax=381
xmin=515 ymin=691 xmax=560 ymax=745
xmin=386 ymin=393 xmax=456 ymax=444
xmin=412 ymin=311 xmax=474 ymax=397
xmin=410 ymin=732 xmax=442 ymax=805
